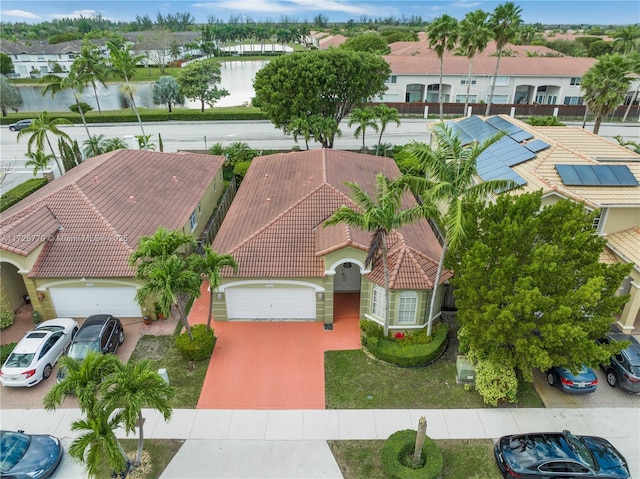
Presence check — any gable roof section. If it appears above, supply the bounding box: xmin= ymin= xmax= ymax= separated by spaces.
xmin=0 ymin=149 xmax=224 ymax=278
xmin=605 ymin=228 xmax=640 ymax=269
xmin=0 ymin=205 xmax=60 ymax=255
xmin=212 ymin=150 xmax=445 ymax=288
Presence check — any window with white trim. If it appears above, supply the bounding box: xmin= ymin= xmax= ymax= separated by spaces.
xmin=456 ymin=94 xmax=477 ymax=103
xmin=372 ymin=285 xmax=386 ymax=318
xmin=495 ymin=76 xmax=509 ymax=86
xmin=563 ymin=96 xmax=583 ymax=105
xmin=570 ymin=77 xmax=581 ymax=86
xmin=397 ymin=292 xmax=418 ymax=324
xmin=189 ymin=210 xmax=198 ymax=231
xmin=386 ymin=75 xmax=397 ymax=84
xmin=460 ymin=78 xmax=477 ymax=85
xmin=486 ymin=95 xmax=509 ymax=104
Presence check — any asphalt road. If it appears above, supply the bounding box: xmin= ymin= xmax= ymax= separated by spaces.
xmin=1 ymin=119 xmax=638 ymax=189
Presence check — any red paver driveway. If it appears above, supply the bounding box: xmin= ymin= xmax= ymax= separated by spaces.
xmin=192 ymin=286 xmax=361 ymax=409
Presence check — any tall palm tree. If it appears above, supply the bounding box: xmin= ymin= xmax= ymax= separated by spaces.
xmin=324 ymin=174 xmax=424 ymax=336
xmin=581 ymin=53 xmax=632 ymax=134
xmin=613 ymin=25 xmax=640 ymax=54
xmin=103 ymin=137 xmax=129 ymax=152
xmin=348 ymin=107 xmax=379 ymax=151
xmin=191 ymin=246 xmax=238 ymax=331
xmin=41 ymin=70 xmax=92 ymax=140
xmin=82 ymin=134 xmax=107 ymax=158
xmin=73 ymin=41 xmax=108 ymax=114
xmin=485 ymin=2 xmax=523 ymax=116
xmin=102 ymin=359 xmax=174 ymax=467
xmin=287 ymin=115 xmax=313 ymax=150
xmin=135 ymin=255 xmax=202 ymax=340
xmin=459 ymin=10 xmax=491 ymax=114
xmin=427 ymin=14 xmax=459 ymax=120
xmin=373 ymin=104 xmax=401 ymax=155
xmin=17 ymin=110 xmax=71 ymax=174
xmin=404 ymin=124 xmax=516 ymax=336
xmin=129 ymin=226 xmax=197 ymax=279
xmin=25 ymin=148 xmax=54 ymax=176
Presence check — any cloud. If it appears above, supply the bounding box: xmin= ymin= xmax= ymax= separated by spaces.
xmin=2 ymin=9 xmax=41 ymax=19
xmin=193 ymin=0 xmax=295 ymax=15
xmin=194 ymin=0 xmax=393 ymax=17
xmin=47 ymin=9 xmax=103 ymax=20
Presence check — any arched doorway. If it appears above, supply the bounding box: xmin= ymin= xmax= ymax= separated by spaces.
xmin=333 ymin=262 xmax=362 ymax=323
xmin=0 ymin=262 xmax=28 ymax=313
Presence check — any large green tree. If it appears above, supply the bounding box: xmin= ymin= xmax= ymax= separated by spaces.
xmin=453 ymin=192 xmax=632 ymax=379
xmin=152 ymin=75 xmax=184 ymax=112
xmin=340 ymin=33 xmax=391 ymax=54
xmin=0 ymin=76 xmax=22 ymax=117
xmin=485 ymin=2 xmax=523 ymax=116
xmin=324 ymin=174 xmax=424 ymax=336
xmin=427 ymin=14 xmax=459 ymax=120
xmin=253 ymin=49 xmax=390 ymax=148
xmin=17 ymin=111 xmax=71 ymax=174
xmin=403 ymin=124 xmax=514 ymax=336
xmin=177 ymin=60 xmax=229 ymax=112
xmin=458 ymin=10 xmax=491 ymax=114
xmin=581 ymin=53 xmax=633 ymax=134
xmin=0 ymin=52 xmax=14 ymax=74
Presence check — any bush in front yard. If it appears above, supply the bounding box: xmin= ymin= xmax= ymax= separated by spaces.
xmin=0 ymin=310 xmax=15 ymax=330
xmin=175 ymin=324 xmax=216 ymax=361
xmin=474 ymin=358 xmax=518 ymax=406
xmin=1 ymin=342 xmax=17 ymax=364
xmin=382 ymin=429 xmax=443 ymax=479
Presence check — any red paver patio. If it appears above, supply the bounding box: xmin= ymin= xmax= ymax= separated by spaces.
xmin=192 ymin=283 xmax=361 ymax=409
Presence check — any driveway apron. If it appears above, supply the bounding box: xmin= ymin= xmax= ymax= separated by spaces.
xmin=193 ymin=288 xmax=361 ymax=409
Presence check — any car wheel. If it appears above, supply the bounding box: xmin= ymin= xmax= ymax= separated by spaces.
xmin=9 ymin=126 xmax=16 ymax=131
xmin=606 ymin=369 xmax=618 ymax=387
xmin=546 ymin=371 xmax=556 ymax=386
xmin=43 ymin=364 xmax=52 ymax=380
xmin=118 ymin=330 xmax=125 ymax=345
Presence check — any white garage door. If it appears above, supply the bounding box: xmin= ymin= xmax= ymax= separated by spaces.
xmin=49 ymin=286 xmax=141 ymax=318
xmin=225 ymin=287 xmax=316 ymax=320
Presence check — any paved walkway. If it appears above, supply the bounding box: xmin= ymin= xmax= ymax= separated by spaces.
xmin=3 ymin=407 xmax=636 ymax=478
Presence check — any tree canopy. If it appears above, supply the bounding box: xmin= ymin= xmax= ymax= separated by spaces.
xmin=0 ymin=76 xmax=22 ymax=116
xmin=253 ymin=48 xmax=390 ymax=148
xmin=177 ymin=60 xmax=229 ymax=112
xmin=152 ymin=75 xmax=184 ymax=112
xmin=452 ymin=191 xmax=632 ymax=380
xmin=340 ymin=33 xmax=391 ymax=54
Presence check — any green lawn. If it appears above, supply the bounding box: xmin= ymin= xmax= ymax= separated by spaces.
xmin=328 ymin=439 xmax=502 ymax=479
xmin=95 ymin=439 xmax=184 ymax=479
xmin=325 ymin=349 xmax=545 ymax=409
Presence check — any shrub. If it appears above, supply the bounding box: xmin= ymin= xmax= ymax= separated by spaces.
xmin=0 ymin=178 xmax=48 ymax=212
xmin=525 ymin=116 xmax=564 ymax=126
xmin=474 ymin=358 xmax=518 ymax=406
xmin=69 ymin=102 xmax=93 ymax=115
xmin=175 ymin=324 xmax=216 ymax=361
xmin=360 ymin=319 xmax=383 ymax=338
xmin=382 ymin=429 xmax=443 ymax=479
xmin=0 ymin=310 xmax=15 ymax=330
xmin=0 ymin=342 xmax=17 ymax=364
xmin=233 ymin=160 xmax=252 ymax=179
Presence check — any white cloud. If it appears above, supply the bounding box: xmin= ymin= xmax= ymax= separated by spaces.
xmin=2 ymin=9 xmax=41 ymax=19
xmin=193 ymin=0 xmax=393 ymax=17
xmin=193 ymin=0 xmax=295 ymax=15
xmin=47 ymin=9 xmax=102 ymax=20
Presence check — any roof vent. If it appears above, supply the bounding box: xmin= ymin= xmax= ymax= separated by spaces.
xmin=128 ymin=196 xmax=136 ymax=204
xmin=91 ymin=175 xmax=99 ymax=184
xmin=264 ymin=174 xmax=269 ymax=180
xmin=266 ymin=197 xmax=271 ymax=204
xmin=171 ymin=176 xmax=178 ymax=182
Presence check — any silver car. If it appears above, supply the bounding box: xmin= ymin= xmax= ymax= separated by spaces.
xmin=8 ymin=119 xmax=33 ymax=131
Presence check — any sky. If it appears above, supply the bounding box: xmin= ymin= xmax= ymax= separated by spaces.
xmin=0 ymin=0 xmax=638 ymax=26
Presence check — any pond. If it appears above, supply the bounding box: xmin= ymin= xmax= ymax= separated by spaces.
xmin=15 ymin=60 xmax=269 ymax=112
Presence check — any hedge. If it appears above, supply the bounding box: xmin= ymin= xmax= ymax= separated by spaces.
xmin=362 ymin=322 xmax=449 ymax=367
xmin=0 ymin=310 xmax=15 ymax=330
xmin=381 ymin=429 xmax=443 ymax=479
xmin=175 ymin=324 xmax=216 ymax=361
xmin=0 ymin=178 xmax=48 ymax=212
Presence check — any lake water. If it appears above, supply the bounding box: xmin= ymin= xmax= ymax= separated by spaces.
xmin=16 ymin=60 xmax=269 ymax=112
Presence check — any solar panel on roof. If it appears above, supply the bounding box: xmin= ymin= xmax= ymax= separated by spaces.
xmin=485 ymin=137 xmax=536 ymax=167
xmin=511 ymin=130 xmax=534 ymax=142
xmin=450 ymin=116 xmax=498 ymax=144
xmin=555 ymin=165 xmax=639 ymax=186
xmin=486 ymin=116 xmax=522 ymax=135
xmin=524 ymin=139 xmax=550 ymax=153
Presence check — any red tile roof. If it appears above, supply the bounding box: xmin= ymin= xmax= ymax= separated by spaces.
xmin=0 ymin=149 xmax=224 ymax=278
xmin=212 ymin=149 xmax=447 ymax=289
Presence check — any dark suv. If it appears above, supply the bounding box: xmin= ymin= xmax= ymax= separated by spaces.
xmin=599 ymin=331 xmax=640 ymax=394
xmin=56 ymin=314 xmax=125 ymax=382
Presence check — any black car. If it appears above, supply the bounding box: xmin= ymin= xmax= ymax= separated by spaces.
xmin=494 ymin=430 xmax=630 ymax=479
xmin=8 ymin=119 xmax=33 ymax=131
xmin=0 ymin=430 xmax=63 ymax=479
xmin=56 ymin=314 xmax=125 ymax=382
xmin=598 ymin=331 xmax=640 ymax=394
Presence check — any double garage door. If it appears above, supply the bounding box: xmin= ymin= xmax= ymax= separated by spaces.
xmin=49 ymin=286 xmax=141 ymax=318
xmin=225 ymin=287 xmax=316 ymax=320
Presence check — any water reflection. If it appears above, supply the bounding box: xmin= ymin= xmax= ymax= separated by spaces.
xmin=16 ymin=60 xmax=269 ymax=112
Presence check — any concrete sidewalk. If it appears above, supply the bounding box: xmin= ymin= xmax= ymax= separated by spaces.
xmin=3 ymin=407 xmax=638 ymax=478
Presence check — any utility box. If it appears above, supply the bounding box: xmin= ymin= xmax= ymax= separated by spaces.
xmin=456 ymin=355 xmax=476 ymax=385
xmin=158 ymin=368 xmax=170 ymax=385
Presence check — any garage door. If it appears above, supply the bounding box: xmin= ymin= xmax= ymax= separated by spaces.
xmin=49 ymin=286 xmax=141 ymax=318
xmin=225 ymin=287 xmax=316 ymax=320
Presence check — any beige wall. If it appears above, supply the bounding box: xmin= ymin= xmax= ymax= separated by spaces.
xmin=180 ymin=170 xmax=225 ymax=238
xmin=601 ymin=207 xmax=640 ymax=235
xmin=0 ymin=262 xmax=28 ymax=312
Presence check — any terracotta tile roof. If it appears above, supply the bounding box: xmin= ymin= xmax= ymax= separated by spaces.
xmin=212 ymin=149 xmax=446 ymax=289
xmin=0 ymin=149 xmax=224 ymax=278
xmin=0 ymin=206 xmax=60 ymax=255
xmin=605 ymin=228 xmax=640 ymax=267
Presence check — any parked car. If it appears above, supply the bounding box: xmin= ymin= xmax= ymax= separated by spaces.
xmin=0 ymin=429 xmax=63 ymax=479
xmin=56 ymin=314 xmax=124 ymax=382
xmin=0 ymin=318 xmax=78 ymax=388
xmin=598 ymin=331 xmax=640 ymax=394
xmin=546 ymin=364 xmax=598 ymax=394
xmin=8 ymin=119 xmax=33 ymax=131
xmin=494 ymin=430 xmax=630 ymax=478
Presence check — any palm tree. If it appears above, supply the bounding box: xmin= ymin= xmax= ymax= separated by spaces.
xmin=427 ymin=14 xmax=459 ymax=120
xmin=310 ymin=115 xmax=342 ymax=148
xmin=324 ymin=174 xmax=424 ymax=336
xmin=581 ymin=54 xmax=632 ymax=134
xmin=73 ymin=41 xmax=108 ymax=114
xmin=373 ymin=104 xmax=401 ymax=155
xmin=135 ymin=255 xmax=202 ymax=340
xmin=485 ymin=2 xmax=523 ymax=116
xmin=459 ymin=10 xmax=491 ymax=114
xmin=613 ymin=25 xmax=640 ymax=54
xmin=25 ymin=148 xmax=54 ymax=176
xmin=287 ymin=115 xmax=313 ymax=150
xmin=17 ymin=110 xmax=71 ymax=174
xmin=103 ymin=137 xmax=129 ymax=152
xmin=191 ymin=246 xmax=238 ymax=331
xmin=129 ymin=226 xmax=196 ymax=279
xmin=348 ymin=107 xmax=379 ymax=151
xmin=102 ymin=359 xmax=174 ymax=467
xmin=41 ymin=70 xmax=92 ymax=140
xmin=404 ymin=124 xmax=516 ymax=336
xmin=82 ymin=134 xmax=106 ymax=158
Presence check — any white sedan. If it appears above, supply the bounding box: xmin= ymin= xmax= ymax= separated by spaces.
xmin=0 ymin=318 xmax=78 ymax=387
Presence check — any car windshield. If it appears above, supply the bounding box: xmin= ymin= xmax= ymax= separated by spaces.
xmin=564 ymin=434 xmax=596 ymax=470
xmin=4 ymin=353 xmax=35 ymax=368
xmin=68 ymin=341 xmax=99 ymax=360
xmin=0 ymin=430 xmax=30 ymax=472
xmin=630 ymin=364 xmax=640 ymax=376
